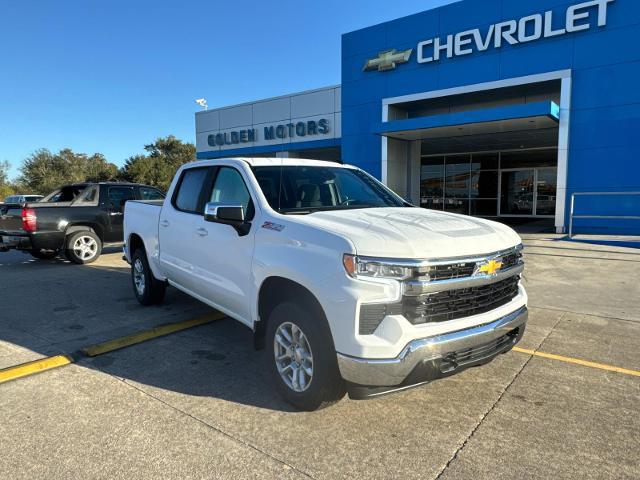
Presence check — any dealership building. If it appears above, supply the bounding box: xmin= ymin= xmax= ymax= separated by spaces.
xmin=196 ymin=0 xmax=639 ymax=234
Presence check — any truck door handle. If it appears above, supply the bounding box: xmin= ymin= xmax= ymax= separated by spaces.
xmin=160 ymin=220 xmax=170 ymax=227
xmin=109 ymin=212 xmax=123 ymax=216
xmin=196 ymin=228 xmax=208 ymax=237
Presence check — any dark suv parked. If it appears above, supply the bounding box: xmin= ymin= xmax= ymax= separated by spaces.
xmin=0 ymin=182 xmax=164 ymax=263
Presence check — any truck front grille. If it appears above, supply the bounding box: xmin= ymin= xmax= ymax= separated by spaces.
xmin=404 ymin=275 xmax=520 ymax=324
xmin=358 ymin=276 xmax=520 ymax=335
xmin=425 ymin=262 xmax=476 ymax=281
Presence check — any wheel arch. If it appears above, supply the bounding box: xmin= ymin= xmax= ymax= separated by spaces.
xmin=126 ymin=232 xmax=165 ymax=282
xmin=65 ymin=223 xmax=104 ymax=241
xmin=128 ymin=232 xmax=145 ymax=255
xmin=255 ymin=276 xmax=330 ymax=351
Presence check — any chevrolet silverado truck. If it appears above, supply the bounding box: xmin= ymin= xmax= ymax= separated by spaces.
xmin=0 ymin=182 xmax=164 ymax=263
xmin=123 ymin=158 xmax=527 ymax=410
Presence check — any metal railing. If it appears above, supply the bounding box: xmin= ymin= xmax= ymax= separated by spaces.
xmin=569 ymin=192 xmax=640 ymax=238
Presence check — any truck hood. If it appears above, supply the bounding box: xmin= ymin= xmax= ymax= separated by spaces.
xmin=294 ymin=207 xmax=521 ymax=258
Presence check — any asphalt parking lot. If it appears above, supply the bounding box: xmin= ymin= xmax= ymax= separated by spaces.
xmin=1 ymin=235 xmax=639 ymax=480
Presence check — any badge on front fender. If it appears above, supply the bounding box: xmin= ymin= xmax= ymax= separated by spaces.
xmin=261 ymin=221 xmax=285 ymax=232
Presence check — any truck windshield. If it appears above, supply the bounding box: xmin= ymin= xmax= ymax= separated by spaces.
xmin=253 ymin=165 xmax=408 ymax=214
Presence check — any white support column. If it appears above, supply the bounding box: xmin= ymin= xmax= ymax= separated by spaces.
xmin=408 ymin=140 xmax=421 ymax=205
xmin=386 ymin=138 xmax=409 ymax=199
xmin=381 ymin=105 xmax=389 ymax=184
xmin=556 ymin=75 xmax=572 ymax=234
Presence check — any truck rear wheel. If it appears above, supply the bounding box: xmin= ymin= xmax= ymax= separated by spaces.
xmin=131 ymin=248 xmax=166 ymax=305
xmin=64 ymin=231 xmax=102 ymax=264
xmin=266 ymin=302 xmax=345 ymax=411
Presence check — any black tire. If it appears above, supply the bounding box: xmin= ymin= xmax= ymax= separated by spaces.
xmin=29 ymin=250 xmax=58 ymax=260
xmin=64 ymin=230 xmax=102 ymax=264
xmin=131 ymin=248 xmax=166 ymax=306
xmin=266 ymin=302 xmax=345 ymax=411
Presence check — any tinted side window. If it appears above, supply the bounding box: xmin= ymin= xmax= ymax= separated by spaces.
xmin=173 ymin=167 xmax=209 ymax=214
xmin=139 ymin=187 xmax=165 ymax=200
xmin=109 ymin=187 xmax=136 ymax=212
xmin=209 ymin=167 xmax=254 ymax=219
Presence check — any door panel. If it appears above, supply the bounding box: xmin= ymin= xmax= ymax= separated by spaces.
xmin=191 ymin=166 xmax=255 ymax=323
xmin=106 ymin=186 xmax=136 ymax=242
xmin=158 ymin=167 xmax=211 ymax=289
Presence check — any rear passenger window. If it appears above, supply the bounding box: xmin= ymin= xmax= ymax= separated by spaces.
xmin=139 ymin=187 xmax=165 ymax=200
xmin=173 ymin=167 xmax=209 ymax=214
xmin=108 ymin=187 xmax=136 ymax=212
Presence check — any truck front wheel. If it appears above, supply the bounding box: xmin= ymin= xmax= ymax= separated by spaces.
xmin=131 ymin=248 xmax=166 ymax=305
xmin=266 ymin=302 xmax=345 ymax=410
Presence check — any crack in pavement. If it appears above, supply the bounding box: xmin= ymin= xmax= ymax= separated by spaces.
xmin=433 ymin=312 xmax=566 ymax=480
xmin=527 ymin=304 xmax=640 ymax=325
xmin=114 ymin=377 xmax=316 ymax=479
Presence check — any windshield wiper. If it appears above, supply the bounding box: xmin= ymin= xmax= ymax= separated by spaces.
xmin=279 ymin=208 xmax=315 ymax=215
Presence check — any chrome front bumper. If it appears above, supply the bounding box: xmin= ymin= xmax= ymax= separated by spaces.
xmin=337 ymin=306 xmax=528 ymax=388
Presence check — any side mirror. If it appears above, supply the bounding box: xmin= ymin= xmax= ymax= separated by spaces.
xmin=204 ymin=202 xmax=245 ymax=224
xmin=204 ymin=202 xmax=250 ymax=236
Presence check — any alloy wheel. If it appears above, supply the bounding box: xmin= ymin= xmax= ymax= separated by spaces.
xmin=274 ymin=321 xmax=314 ymax=392
xmin=73 ymin=235 xmax=98 ymax=261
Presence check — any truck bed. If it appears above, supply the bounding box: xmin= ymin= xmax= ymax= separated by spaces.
xmin=123 ymin=200 xmax=163 ymax=262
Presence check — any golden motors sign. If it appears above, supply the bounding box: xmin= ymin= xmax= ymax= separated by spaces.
xmin=207 ymin=118 xmax=330 ymax=147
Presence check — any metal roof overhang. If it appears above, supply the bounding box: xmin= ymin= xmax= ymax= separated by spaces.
xmin=376 ymin=101 xmax=560 ymax=142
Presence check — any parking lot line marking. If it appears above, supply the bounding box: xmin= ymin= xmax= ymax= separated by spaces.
xmin=81 ymin=312 xmax=227 ymax=357
xmin=0 ymin=355 xmax=73 ymax=385
xmin=513 ymin=347 xmax=640 ymax=377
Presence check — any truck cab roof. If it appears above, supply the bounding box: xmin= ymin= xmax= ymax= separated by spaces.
xmin=189 ymin=157 xmax=351 ymax=169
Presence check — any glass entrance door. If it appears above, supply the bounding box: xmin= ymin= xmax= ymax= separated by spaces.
xmin=500 ymin=170 xmax=535 ymax=215
xmin=535 ymin=168 xmax=557 ymax=216
xmin=499 ymin=168 xmax=557 ymax=217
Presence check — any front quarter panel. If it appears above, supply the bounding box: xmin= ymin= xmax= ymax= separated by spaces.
xmin=253 ymin=219 xmax=353 ymax=328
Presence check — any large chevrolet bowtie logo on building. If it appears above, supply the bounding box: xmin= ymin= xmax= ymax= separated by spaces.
xmin=475 ymin=259 xmax=503 ymax=276
xmin=363 ymin=49 xmax=413 ymax=72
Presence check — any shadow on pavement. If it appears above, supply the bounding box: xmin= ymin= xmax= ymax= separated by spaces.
xmin=0 ymin=249 xmax=297 ymax=412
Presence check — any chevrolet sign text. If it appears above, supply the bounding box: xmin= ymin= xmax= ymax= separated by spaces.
xmin=417 ymin=0 xmax=614 ymax=64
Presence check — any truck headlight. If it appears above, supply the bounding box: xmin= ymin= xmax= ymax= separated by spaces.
xmin=342 ymin=254 xmax=413 ymax=280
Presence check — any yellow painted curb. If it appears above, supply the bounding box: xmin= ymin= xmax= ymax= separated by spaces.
xmin=0 ymin=312 xmax=227 ymax=385
xmin=0 ymin=355 xmax=73 ymax=384
xmin=513 ymin=346 xmax=640 ymax=377
xmin=81 ymin=312 xmax=227 ymax=357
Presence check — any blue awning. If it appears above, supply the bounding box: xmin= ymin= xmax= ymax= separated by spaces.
xmin=376 ymin=101 xmax=560 ymax=139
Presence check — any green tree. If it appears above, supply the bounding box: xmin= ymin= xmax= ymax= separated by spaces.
xmin=84 ymin=153 xmax=118 ymax=182
xmin=0 ymin=160 xmax=17 ymax=200
xmin=120 ymin=136 xmax=195 ymax=191
xmin=19 ymin=148 xmax=118 ymax=195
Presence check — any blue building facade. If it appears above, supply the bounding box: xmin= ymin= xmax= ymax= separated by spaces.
xmin=197 ymin=0 xmax=639 ymax=234
xmin=341 ymin=0 xmax=639 ymax=234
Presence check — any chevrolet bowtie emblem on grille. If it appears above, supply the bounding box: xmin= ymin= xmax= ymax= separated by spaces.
xmin=476 ymin=259 xmax=503 ymax=276
xmin=363 ymin=49 xmax=413 ymax=72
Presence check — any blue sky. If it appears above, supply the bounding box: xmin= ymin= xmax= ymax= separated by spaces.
xmin=0 ymin=0 xmax=456 ymax=180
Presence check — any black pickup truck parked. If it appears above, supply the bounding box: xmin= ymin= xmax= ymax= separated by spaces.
xmin=0 ymin=182 xmax=164 ymax=264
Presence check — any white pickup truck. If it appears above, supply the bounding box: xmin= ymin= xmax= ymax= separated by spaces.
xmin=123 ymin=158 xmax=527 ymax=410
